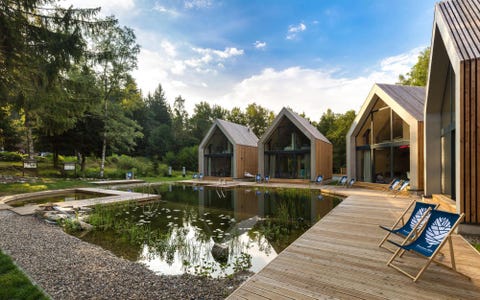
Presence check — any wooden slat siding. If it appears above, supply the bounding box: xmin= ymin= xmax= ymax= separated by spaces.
xmin=459 ymin=0 xmax=480 ymax=57
xmin=464 ymin=60 xmax=471 ymax=223
xmin=477 ymin=58 xmax=480 ymax=223
xmin=461 ymin=58 xmax=480 ymax=224
xmin=448 ymin=1 xmax=477 ymax=59
xmin=472 ymin=58 xmax=478 ymax=224
xmin=315 ymin=139 xmax=332 ymax=179
xmin=439 ymin=0 xmax=480 ymax=61
xmin=418 ymin=121 xmax=425 ymax=189
xmin=441 ymin=1 xmax=467 ymax=60
xmin=236 ymin=145 xmax=258 ymax=178
xmin=460 ymin=60 xmax=466 ymax=222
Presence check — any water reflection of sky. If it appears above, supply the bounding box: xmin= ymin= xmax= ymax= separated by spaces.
xmin=81 ymin=185 xmax=341 ymax=278
xmin=139 ymin=220 xmax=277 ymax=277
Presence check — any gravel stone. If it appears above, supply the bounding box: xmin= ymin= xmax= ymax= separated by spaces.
xmin=0 ymin=211 xmax=252 ymax=299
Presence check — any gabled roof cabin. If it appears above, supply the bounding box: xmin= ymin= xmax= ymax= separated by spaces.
xmin=198 ymin=119 xmax=258 ymax=179
xmin=258 ymin=107 xmax=332 ymax=181
xmin=424 ymin=0 xmax=480 ymax=227
xmin=346 ymin=84 xmax=425 ymax=190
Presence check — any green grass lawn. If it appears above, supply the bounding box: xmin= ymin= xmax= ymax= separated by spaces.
xmin=0 ymin=250 xmax=49 ymax=300
xmin=0 ymin=179 xmax=94 ymax=197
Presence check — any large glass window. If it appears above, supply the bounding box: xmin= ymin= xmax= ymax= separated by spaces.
xmin=355 ymin=98 xmax=410 ymax=183
xmin=204 ymin=128 xmax=233 ymax=177
xmin=440 ymin=64 xmax=455 ymax=198
xmin=264 ymin=117 xmax=311 ymax=179
xmin=373 ymin=108 xmax=391 ymax=144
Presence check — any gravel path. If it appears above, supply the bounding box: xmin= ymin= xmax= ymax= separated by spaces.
xmin=0 ymin=211 xmax=251 ymax=299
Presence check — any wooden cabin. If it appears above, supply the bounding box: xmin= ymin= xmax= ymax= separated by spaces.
xmin=258 ymin=107 xmax=332 ymax=181
xmin=346 ymin=84 xmax=425 ymax=191
xmin=198 ymin=119 xmax=258 ymax=179
xmin=424 ymin=0 xmax=480 ymax=229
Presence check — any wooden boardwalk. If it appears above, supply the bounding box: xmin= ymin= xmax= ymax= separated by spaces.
xmin=227 ymin=189 xmax=480 ymax=299
xmin=1 ymin=188 xmax=159 ymax=215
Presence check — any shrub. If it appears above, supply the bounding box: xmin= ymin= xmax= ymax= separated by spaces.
xmin=111 ymin=155 xmax=153 ymax=176
xmin=0 ymin=151 xmax=24 ymax=162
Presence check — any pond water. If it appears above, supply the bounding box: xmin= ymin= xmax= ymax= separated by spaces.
xmin=9 ymin=191 xmax=106 ymax=207
xmin=76 ymin=184 xmax=342 ymax=277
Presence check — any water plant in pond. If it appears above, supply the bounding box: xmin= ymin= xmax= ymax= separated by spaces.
xmin=77 ymin=185 xmax=341 ymax=277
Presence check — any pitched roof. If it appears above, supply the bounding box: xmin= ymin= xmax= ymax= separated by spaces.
xmin=437 ymin=0 xmax=480 ymax=61
xmin=214 ymin=119 xmax=258 ymax=147
xmin=261 ymin=107 xmax=331 ymax=144
xmin=376 ymin=84 xmax=426 ymax=121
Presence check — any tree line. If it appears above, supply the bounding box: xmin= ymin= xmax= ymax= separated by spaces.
xmin=3 ymin=1 xmax=438 ymax=177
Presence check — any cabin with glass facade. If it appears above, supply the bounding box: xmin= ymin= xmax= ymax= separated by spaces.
xmin=258 ymin=107 xmax=332 ymax=181
xmin=199 ymin=119 xmax=258 ymax=179
xmin=346 ymin=84 xmax=425 ymax=191
xmin=424 ymin=0 xmax=480 ymax=228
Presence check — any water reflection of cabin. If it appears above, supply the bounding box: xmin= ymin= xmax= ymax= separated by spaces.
xmin=346 ymin=84 xmax=425 ymax=191
xmin=198 ymin=119 xmax=258 ymax=179
xmin=424 ymin=0 xmax=480 ymax=228
xmin=258 ymin=107 xmax=332 ymax=181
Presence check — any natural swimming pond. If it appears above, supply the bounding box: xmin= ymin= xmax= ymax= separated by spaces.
xmin=9 ymin=191 xmax=108 ymax=207
xmin=75 ymin=184 xmax=342 ymax=277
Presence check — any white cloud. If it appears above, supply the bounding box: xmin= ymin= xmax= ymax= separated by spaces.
xmin=254 ymin=41 xmax=267 ymax=49
xmin=153 ymin=3 xmax=180 ymax=17
xmin=286 ymin=23 xmax=307 ymax=40
xmin=184 ymin=0 xmax=213 ymax=9
xmin=161 ymin=40 xmax=177 ymax=57
xmin=215 ymin=47 xmax=424 ymax=119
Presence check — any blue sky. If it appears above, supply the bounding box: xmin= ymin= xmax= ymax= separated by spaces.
xmin=62 ymin=0 xmax=438 ymax=119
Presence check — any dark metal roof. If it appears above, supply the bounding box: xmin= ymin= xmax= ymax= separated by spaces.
xmin=376 ymin=84 xmax=426 ymax=121
xmin=437 ymin=0 xmax=480 ymax=61
xmin=215 ymin=119 xmax=258 ymax=147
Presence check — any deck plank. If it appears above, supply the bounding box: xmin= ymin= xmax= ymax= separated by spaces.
xmin=227 ymin=188 xmax=480 ymax=299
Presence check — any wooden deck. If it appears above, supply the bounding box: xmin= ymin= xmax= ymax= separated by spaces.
xmin=227 ymin=188 xmax=480 ymax=299
xmin=2 ymin=188 xmax=159 ymax=216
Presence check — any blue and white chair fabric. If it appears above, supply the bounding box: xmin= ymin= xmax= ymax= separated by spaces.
xmin=386 ymin=209 xmax=465 ymax=282
xmin=378 ymin=200 xmax=438 ymax=251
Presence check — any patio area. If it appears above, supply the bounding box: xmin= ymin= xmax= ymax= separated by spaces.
xmin=227 ymin=187 xmax=480 ymax=299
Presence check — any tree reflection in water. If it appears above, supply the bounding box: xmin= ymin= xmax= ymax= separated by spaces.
xmin=76 ymin=185 xmax=341 ymax=277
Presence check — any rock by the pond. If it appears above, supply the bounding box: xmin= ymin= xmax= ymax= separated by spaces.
xmin=0 ymin=210 xmax=252 ymax=299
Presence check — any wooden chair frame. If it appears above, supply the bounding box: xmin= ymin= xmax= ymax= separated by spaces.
xmin=386 ymin=212 xmax=465 ymax=282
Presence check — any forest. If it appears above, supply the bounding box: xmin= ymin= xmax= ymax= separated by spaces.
xmin=0 ymin=1 xmax=426 ymax=177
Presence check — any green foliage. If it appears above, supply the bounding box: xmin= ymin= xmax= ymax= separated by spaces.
xmin=0 ymin=250 xmax=50 ymax=300
xmin=398 ymin=47 xmax=430 ymax=86
xmin=163 ymin=145 xmax=198 ymax=171
xmin=0 ymin=151 xmax=24 ymax=162
xmin=317 ymin=109 xmax=356 ymax=172
xmin=109 ymin=155 xmax=153 ymax=176
xmin=60 ymin=218 xmax=83 ymax=234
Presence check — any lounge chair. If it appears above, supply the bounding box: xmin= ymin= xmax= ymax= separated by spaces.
xmin=385 ymin=178 xmax=401 ymax=191
xmin=378 ymin=200 xmax=438 ymax=252
xmin=393 ymin=180 xmax=410 ymax=197
xmin=386 ymin=210 xmax=465 ymax=282
xmin=199 ymin=173 xmax=204 ymax=180
xmin=346 ymin=178 xmax=355 ymax=188
xmin=255 ymin=174 xmax=262 ymax=183
xmin=315 ymin=175 xmax=323 ymax=184
xmin=264 ymin=175 xmax=270 ymax=183
xmin=244 ymin=171 xmax=255 ymax=178
xmin=337 ymin=175 xmax=347 ymax=185
xmin=192 ymin=173 xmax=198 ymax=179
